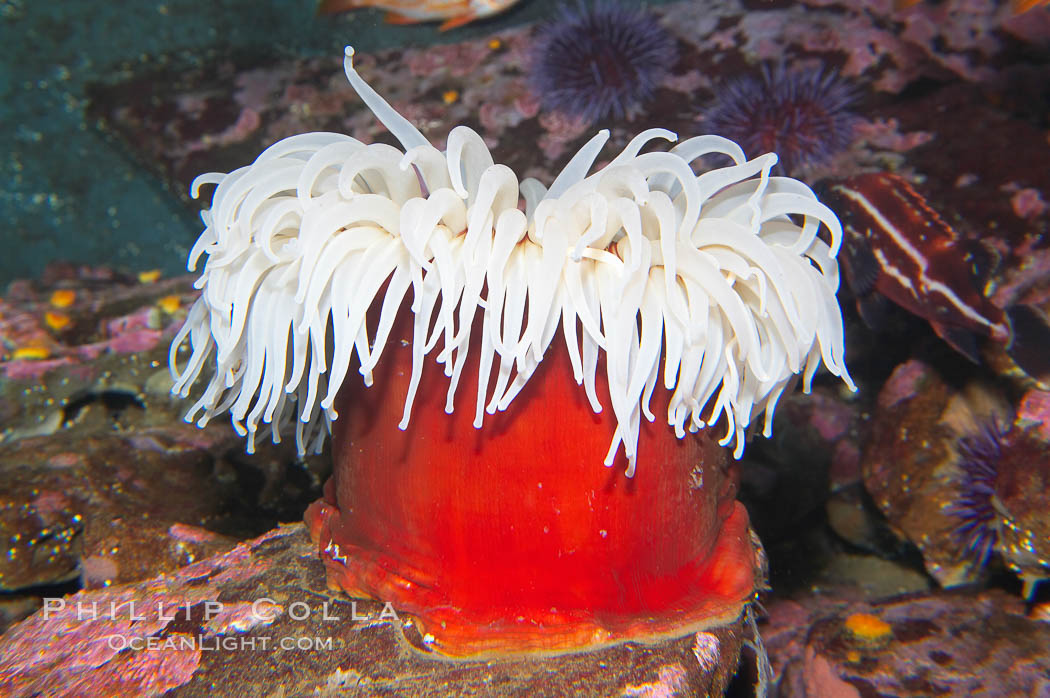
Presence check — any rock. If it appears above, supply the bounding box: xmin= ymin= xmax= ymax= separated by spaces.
xmin=0 ymin=525 xmax=753 ymax=697
xmin=0 ymin=270 xmax=326 ymax=592
xmin=861 ymin=359 xmax=1012 ymax=587
xmin=863 ymin=360 xmax=1050 ymax=596
xmin=766 ymin=589 xmax=1050 ymax=697
xmin=986 ymin=394 xmax=1050 ymax=597
xmin=0 ymin=428 xmax=234 ymax=591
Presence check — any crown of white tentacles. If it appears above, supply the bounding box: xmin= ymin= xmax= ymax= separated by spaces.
xmin=170 ymin=47 xmax=855 ymax=477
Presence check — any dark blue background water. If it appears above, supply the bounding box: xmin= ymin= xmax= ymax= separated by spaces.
xmin=0 ymin=0 xmax=679 ymax=286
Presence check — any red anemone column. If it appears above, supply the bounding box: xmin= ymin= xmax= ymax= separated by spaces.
xmin=305 ymin=308 xmax=758 ymax=658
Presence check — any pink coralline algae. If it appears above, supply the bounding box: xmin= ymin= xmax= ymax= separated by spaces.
xmin=0 ymin=268 xmax=192 ymax=380
xmin=477 ymin=78 xmax=535 ymax=132
xmin=1 ymin=357 xmax=72 ymax=381
xmin=622 ymin=663 xmax=689 ymax=698
xmin=185 ymin=107 xmax=261 ymax=154
xmin=85 ymin=0 xmax=1047 ymax=229
xmin=1008 ymin=186 xmax=1048 ymax=219
xmin=1017 ymin=389 xmax=1050 ymax=442
xmin=80 ymin=555 xmax=121 ymax=588
xmin=1002 ymin=6 xmax=1050 ymax=42
xmin=763 ymin=0 xmax=1033 ymax=91
xmin=61 ymin=645 xmax=200 ymax=698
xmin=93 ymin=329 xmax=163 ymax=355
xmin=536 ymin=109 xmax=592 ymax=161
xmin=853 ymin=117 xmax=933 ymax=153
xmin=830 ymin=439 xmax=863 ymax=489
xmin=405 ymin=40 xmax=493 ymax=79
xmin=172 ymin=526 xmax=289 ymax=585
xmin=29 ymin=490 xmax=73 ymax=520
xmin=0 ymin=585 xmax=210 ymax=697
xmin=202 ymin=601 xmax=275 ymax=635
xmin=768 ymin=591 xmax=1050 ymax=697
xmin=167 ymin=523 xmax=227 ymax=546
xmin=0 ymin=527 xmax=293 ymax=697
xmin=988 ymin=233 xmax=1050 ymax=309
xmin=806 ymin=392 xmax=855 ymax=442
xmin=513 ymin=90 xmax=541 ymax=119
xmin=878 ymin=360 xmax=929 ymax=410
xmin=46 ymin=452 xmax=84 ymax=468
xmin=75 ymin=328 xmax=164 ymax=360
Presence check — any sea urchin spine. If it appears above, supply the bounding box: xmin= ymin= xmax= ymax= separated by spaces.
xmin=528 ymin=1 xmax=677 ymax=123
xmin=947 ymin=418 xmax=1007 ymax=568
xmin=704 ymin=64 xmax=858 ymax=174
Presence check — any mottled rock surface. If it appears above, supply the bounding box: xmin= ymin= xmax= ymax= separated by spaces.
xmin=0 ymin=267 xmax=326 ymax=593
xmin=862 ymin=359 xmax=1050 ymax=594
xmin=862 ymin=360 xmax=1011 ymax=586
xmin=764 ymin=589 xmax=1050 ymax=697
xmin=0 ymin=525 xmax=752 ymax=698
xmin=4 ymin=0 xmax=1050 ymax=695
xmin=0 ymin=264 xmax=753 ymax=697
xmin=88 ymin=0 xmax=1050 ymax=271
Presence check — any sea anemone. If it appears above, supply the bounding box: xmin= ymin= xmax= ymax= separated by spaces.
xmin=170 ymin=46 xmax=854 ymax=657
xmin=704 ymin=64 xmax=858 ymax=175
xmin=947 ymin=419 xmax=1006 ymax=567
xmin=528 ymin=1 xmax=677 ymax=123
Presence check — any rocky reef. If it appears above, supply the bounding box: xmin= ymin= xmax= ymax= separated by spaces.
xmin=2 ymin=0 xmax=1050 ymax=695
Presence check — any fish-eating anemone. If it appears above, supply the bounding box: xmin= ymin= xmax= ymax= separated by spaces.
xmin=170 ymin=46 xmax=854 ymax=657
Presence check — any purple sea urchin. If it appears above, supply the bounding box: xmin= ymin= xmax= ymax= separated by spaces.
xmin=528 ymin=1 xmax=677 ymax=123
xmin=704 ymin=64 xmax=858 ymax=174
xmin=947 ymin=419 xmax=1007 ymax=567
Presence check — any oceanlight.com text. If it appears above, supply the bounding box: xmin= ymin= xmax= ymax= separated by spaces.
xmin=105 ymin=634 xmax=335 ymax=652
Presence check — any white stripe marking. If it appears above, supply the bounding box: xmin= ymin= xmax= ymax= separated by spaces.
xmin=834 ymin=185 xmax=994 ymax=330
